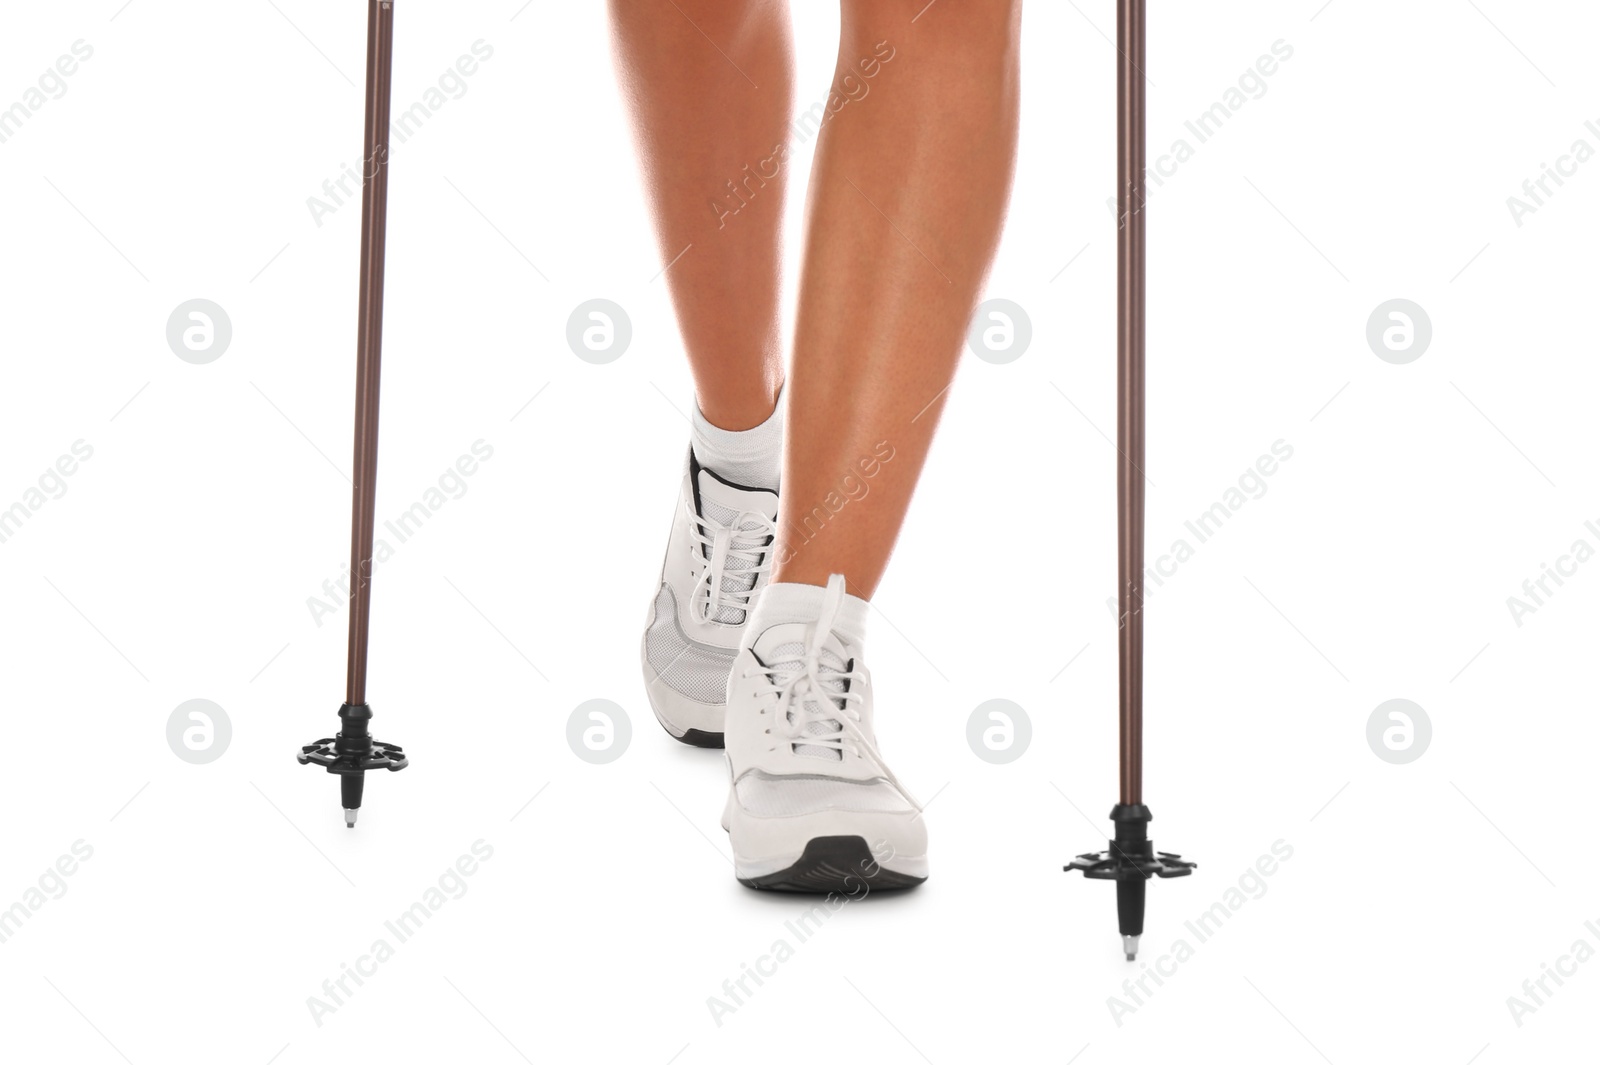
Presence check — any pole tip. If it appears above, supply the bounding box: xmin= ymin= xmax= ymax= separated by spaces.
xmin=345 ymin=808 xmax=358 ymax=828
xmin=1123 ymin=934 xmax=1139 ymax=961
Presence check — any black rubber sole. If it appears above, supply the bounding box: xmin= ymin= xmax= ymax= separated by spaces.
xmin=673 ymin=727 xmax=724 ymax=749
xmin=649 ymin=706 xmax=724 ymax=748
xmin=738 ymin=835 xmax=927 ymax=894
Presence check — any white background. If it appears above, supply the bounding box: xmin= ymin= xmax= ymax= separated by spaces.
xmin=1 ymin=1 xmax=1596 ymax=1062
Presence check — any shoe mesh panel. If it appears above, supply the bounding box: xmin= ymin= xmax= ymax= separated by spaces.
xmin=645 ymin=585 xmax=735 ymax=704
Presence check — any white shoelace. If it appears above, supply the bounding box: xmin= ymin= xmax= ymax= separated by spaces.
xmin=741 ymin=575 xmax=921 ymax=809
xmin=687 ymin=499 xmax=775 ymax=625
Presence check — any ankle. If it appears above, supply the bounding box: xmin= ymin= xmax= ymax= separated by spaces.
xmin=696 ymin=380 xmax=783 ymax=433
xmin=691 ymin=383 xmax=784 ymax=490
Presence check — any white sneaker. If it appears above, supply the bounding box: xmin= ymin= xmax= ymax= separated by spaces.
xmin=722 ymin=574 xmax=928 ymax=892
xmin=641 ymin=448 xmax=779 ymax=747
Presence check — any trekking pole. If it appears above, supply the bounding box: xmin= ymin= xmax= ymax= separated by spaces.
xmin=299 ymin=0 xmax=409 ymax=826
xmin=1064 ymin=0 xmax=1193 ymax=960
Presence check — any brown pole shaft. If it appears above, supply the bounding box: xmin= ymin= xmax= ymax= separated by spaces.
xmin=345 ymin=0 xmax=395 ymax=707
xmin=1116 ymin=0 xmax=1146 ymax=806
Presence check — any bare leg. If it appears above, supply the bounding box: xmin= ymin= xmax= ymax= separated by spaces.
xmin=607 ymin=0 xmax=794 ymax=430
xmin=774 ymin=0 xmax=1021 ymax=596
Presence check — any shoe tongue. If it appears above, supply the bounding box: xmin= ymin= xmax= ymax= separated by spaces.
xmin=767 ymin=637 xmax=849 ymax=762
xmin=696 ymin=470 xmax=777 ymax=625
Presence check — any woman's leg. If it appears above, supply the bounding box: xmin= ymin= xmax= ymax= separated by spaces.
xmin=606 ymin=0 xmax=793 ymax=430
xmin=612 ymin=2 xmax=796 ymax=746
xmin=720 ymin=0 xmax=1022 ymax=893
xmin=774 ymin=0 xmax=1021 ymax=596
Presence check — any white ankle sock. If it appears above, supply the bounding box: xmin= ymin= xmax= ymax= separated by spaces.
xmin=691 ymin=387 xmax=783 ymax=491
xmin=747 ymin=579 xmax=870 ymax=648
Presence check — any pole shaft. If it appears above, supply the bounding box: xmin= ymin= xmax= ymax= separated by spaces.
xmin=345 ymin=0 xmax=395 ymax=706
xmin=1116 ymin=0 xmax=1146 ymax=806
